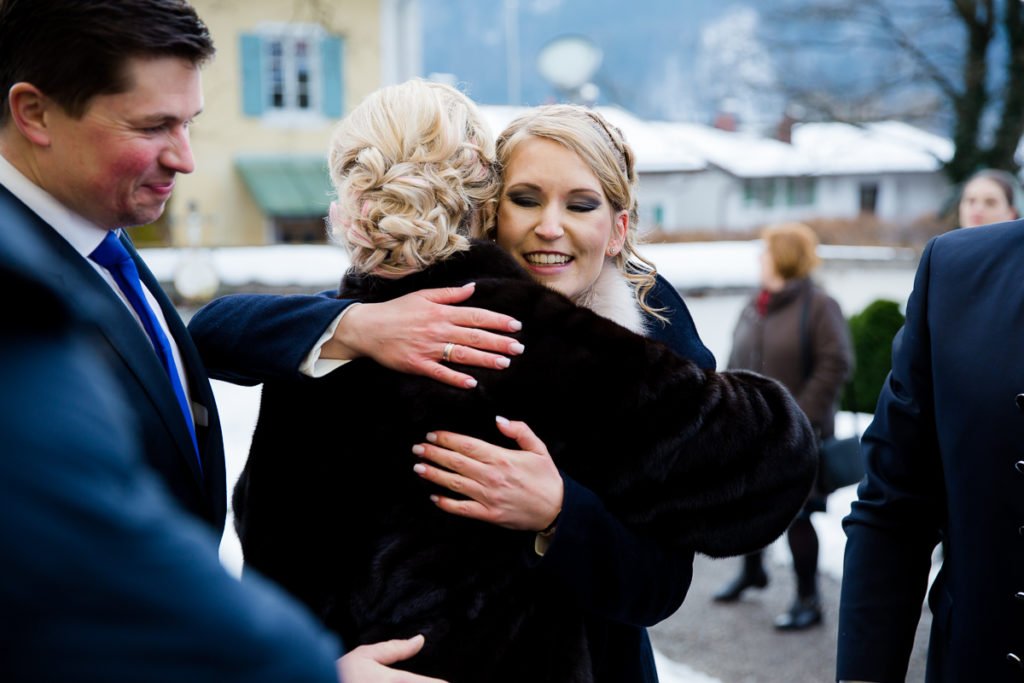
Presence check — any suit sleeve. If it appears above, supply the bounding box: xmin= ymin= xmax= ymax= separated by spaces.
xmin=528 ymin=474 xmax=694 ymax=626
xmin=188 ymin=292 xmax=355 ymax=385
xmin=0 ymin=325 xmax=340 ymax=683
xmin=836 ymin=239 xmax=945 ymax=682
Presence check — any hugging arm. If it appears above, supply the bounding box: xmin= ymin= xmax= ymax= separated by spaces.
xmin=414 ymin=420 xmax=693 ymax=626
xmin=189 ymin=285 xmax=523 ymax=389
xmin=188 ymin=291 xmax=354 ymax=385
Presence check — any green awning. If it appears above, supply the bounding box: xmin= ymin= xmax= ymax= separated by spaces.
xmin=234 ymin=155 xmax=333 ymax=218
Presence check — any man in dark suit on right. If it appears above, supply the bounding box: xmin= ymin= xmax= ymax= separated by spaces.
xmin=837 ymin=219 xmax=1024 ymax=682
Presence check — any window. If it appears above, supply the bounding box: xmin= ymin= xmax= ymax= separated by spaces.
xmin=652 ymin=204 xmax=665 ymax=229
xmin=786 ymin=178 xmax=816 ymax=207
xmin=743 ymin=178 xmax=776 ymax=208
xmin=241 ymin=25 xmax=343 ymax=121
xmin=860 ymin=182 xmax=879 ymax=214
xmin=267 ymin=36 xmax=315 ymax=111
xmin=274 ymin=217 xmax=330 ymax=244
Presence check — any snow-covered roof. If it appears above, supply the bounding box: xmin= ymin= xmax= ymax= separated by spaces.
xmin=479 ymin=104 xmax=952 ymax=180
xmin=653 ymin=122 xmax=815 ymax=178
xmin=477 ymin=104 xmax=707 ymax=174
xmin=791 ymin=121 xmax=953 ymax=175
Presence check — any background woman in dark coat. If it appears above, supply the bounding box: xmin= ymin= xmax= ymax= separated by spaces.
xmin=213 ymin=82 xmax=816 ymax=682
xmin=712 ymin=221 xmax=853 ymax=631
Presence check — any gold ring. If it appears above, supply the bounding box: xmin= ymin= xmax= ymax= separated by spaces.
xmin=442 ymin=342 xmax=455 ymax=362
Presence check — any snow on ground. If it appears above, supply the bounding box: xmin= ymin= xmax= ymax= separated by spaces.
xmin=653 ymin=648 xmax=726 ymax=683
xmin=193 ymin=240 xmax=918 ymax=683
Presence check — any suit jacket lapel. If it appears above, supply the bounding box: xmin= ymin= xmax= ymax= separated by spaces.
xmin=124 ymin=235 xmax=223 ymax=499
xmin=0 ymin=185 xmax=204 ymax=485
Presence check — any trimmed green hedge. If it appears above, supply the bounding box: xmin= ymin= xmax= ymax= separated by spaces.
xmin=841 ymin=299 xmax=906 ymax=414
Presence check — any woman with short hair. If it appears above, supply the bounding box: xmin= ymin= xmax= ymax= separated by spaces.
xmin=712 ymin=222 xmax=853 ymax=632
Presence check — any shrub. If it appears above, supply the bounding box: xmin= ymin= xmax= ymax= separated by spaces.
xmin=841 ymin=299 xmax=906 ymax=414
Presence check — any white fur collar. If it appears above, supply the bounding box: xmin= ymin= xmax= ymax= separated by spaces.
xmin=575 ymin=262 xmax=650 ymax=336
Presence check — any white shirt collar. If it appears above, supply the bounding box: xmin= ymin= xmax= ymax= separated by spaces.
xmin=0 ymin=152 xmax=110 ymax=257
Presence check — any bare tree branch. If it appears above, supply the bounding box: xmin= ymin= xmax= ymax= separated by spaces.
xmin=867 ymin=0 xmax=962 ymax=100
xmin=984 ymin=0 xmax=1024 ymax=172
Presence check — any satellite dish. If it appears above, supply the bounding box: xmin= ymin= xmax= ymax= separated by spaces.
xmin=536 ymin=35 xmax=603 ymax=92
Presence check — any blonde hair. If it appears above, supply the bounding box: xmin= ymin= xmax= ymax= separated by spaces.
xmin=762 ymin=222 xmax=821 ymax=280
xmin=486 ymin=105 xmax=665 ymax=321
xmin=328 ymin=79 xmax=499 ymax=278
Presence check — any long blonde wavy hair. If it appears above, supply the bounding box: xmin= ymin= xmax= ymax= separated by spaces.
xmin=484 ymin=105 xmax=665 ymax=321
xmin=328 ymin=79 xmax=499 ymax=278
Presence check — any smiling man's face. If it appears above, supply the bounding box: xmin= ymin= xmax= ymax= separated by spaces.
xmin=38 ymin=56 xmax=203 ymax=228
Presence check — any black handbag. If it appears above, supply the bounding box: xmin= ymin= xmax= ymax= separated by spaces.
xmin=817 ymin=435 xmax=864 ymax=493
xmin=798 ymin=286 xmax=865 ymax=494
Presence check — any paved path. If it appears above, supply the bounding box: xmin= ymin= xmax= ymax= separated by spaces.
xmin=651 ymin=553 xmax=932 ymax=682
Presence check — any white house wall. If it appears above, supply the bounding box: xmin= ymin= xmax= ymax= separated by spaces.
xmin=816 ymin=173 xmax=950 ymax=222
xmin=881 ymin=173 xmax=951 ymax=220
xmin=636 ymin=171 xmax=725 ymax=233
xmin=647 ymin=170 xmax=951 ymax=234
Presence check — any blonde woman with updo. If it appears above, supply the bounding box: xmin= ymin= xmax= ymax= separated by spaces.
xmin=222 ymin=81 xmax=816 ymax=683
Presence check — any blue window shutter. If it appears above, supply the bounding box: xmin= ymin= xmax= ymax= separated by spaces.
xmin=240 ymin=33 xmax=265 ymax=117
xmin=320 ymin=35 xmax=344 ymax=118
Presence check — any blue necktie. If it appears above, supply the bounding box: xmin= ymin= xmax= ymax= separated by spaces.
xmin=89 ymin=231 xmax=201 ymax=473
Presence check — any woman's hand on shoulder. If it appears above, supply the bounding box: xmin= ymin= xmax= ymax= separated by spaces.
xmin=336 ymin=634 xmax=448 ymax=683
xmin=412 ymin=417 xmax=563 ymax=532
xmin=323 ymin=283 xmax=526 ymax=389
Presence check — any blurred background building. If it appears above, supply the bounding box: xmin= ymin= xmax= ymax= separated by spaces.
xmin=147 ymin=0 xmax=1022 ymax=248
xmin=148 ymin=0 xmax=419 ymax=247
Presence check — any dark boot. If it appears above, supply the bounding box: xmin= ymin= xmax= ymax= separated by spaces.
xmin=773 ymin=595 xmax=823 ymax=631
xmin=712 ymin=562 xmax=769 ymax=603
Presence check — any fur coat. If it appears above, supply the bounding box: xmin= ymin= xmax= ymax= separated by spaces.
xmin=233 ymin=240 xmax=816 ymax=683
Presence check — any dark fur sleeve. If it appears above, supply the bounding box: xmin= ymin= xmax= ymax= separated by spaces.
xmin=340 ymin=241 xmax=817 ymax=557
xmin=460 ymin=272 xmax=817 ymax=558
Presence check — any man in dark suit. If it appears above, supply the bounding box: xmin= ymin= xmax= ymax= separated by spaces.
xmin=0 ymin=0 xmax=521 ymax=538
xmin=837 ymin=220 xmax=1024 ymax=682
xmin=0 ymin=0 xmax=513 ymax=678
xmin=0 ymin=0 xmax=229 ymax=532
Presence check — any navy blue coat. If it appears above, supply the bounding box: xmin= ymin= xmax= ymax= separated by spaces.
xmin=838 ymin=220 xmax=1024 ymax=682
xmin=645 ymin=273 xmax=716 ymax=371
xmin=0 ymin=204 xmax=340 ymax=682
